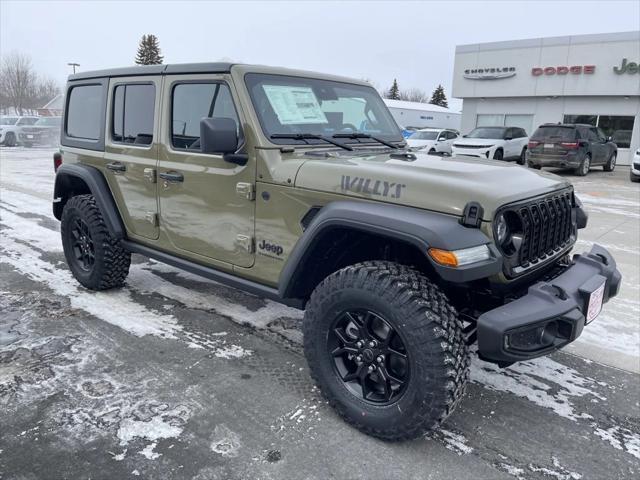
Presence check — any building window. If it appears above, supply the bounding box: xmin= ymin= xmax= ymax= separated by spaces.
xmin=563 ymin=114 xmax=635 ymax=148
xmin=476 ymin=114 xmax=534 ymax=136
xmin=112 ymin=84 xmax=155 ymax=145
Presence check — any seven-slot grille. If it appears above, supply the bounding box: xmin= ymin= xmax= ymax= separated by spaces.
xmin=509 ymin=189 xmax=574 ymax=269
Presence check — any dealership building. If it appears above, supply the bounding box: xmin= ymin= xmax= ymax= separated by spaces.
xmin=452 ymin=31 xmax=640 ymax=164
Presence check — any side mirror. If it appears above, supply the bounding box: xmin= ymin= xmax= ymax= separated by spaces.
xmin=200 ymin=117 xmax=238 ymax=154
xmin=438 ymin=136 xmax=446 ymax=141
xmin=462 ymin=134 xmax=468 ymax=138
xmin=504 ymin=137 xmax=513 ymax=141
xmin=606 ymin=136 xmax=612 ymax=142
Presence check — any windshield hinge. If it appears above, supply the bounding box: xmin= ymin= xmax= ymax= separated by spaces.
xmin=236 ymin=182 xmax=255 ymax=201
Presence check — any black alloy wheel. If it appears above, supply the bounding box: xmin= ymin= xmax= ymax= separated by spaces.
xmin=70 ymin=217 xmax=95 ymax=272
xmin=328 ymin=309 xmax=409 ymax=405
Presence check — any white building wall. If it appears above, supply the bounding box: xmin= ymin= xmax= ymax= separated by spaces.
xmin=387 ymin=107 xmax=461 ymax=130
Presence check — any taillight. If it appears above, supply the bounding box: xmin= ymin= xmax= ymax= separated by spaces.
xmin=528 ymin=141 xmax=540 ymax=148
xmin=53 ymin=152 xmax=63 ymax=172
xmin=560 ymin=142 xmax=579 ymax=149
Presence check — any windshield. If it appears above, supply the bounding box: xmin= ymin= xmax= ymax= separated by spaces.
xmin=466 ymin=127 xmax=507 ymax=139
xmin=245 ymin=73 xmax=402 ymax=146
xmin=410 ymin=131 xmax=438 ymax=140
xmin=0 ymin=117 xmax=18 ymax=125
xmin=35 ymin=117 xmax=61 ymax=126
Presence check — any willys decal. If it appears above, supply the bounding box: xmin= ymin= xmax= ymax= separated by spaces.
xmin=340 ymin=176 xmax=406 ymax=199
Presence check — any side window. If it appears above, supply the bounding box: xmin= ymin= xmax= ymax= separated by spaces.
xmin=66 ymin=85 xmax=103 ymax=140
xmin=111 ymin=84 xmax=155 ymax=145
xmin=171 ymin=83 xmax=240 ymax=150
xmin=505 ymin=128 xmax=515 ymax=139
xmin=596 ymin=128 xmax=607 ymax=141
xmin=517 ymin=128 xmax=527 ymax=138
xmin=588 ymin=128 xmax=600 ymax=142
xmin=447 ymin=131 xmax=458 ymax=140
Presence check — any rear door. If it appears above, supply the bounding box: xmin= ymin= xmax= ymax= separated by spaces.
xmin=588 ymin=127 xmax=607 ymax=164
xmin=503 ymin=128 xmax=518 ymax=157
xmin=103 ymin=77 xmax=160 ymax=240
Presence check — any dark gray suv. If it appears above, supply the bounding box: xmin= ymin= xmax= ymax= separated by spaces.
xmin=527 ymin=124 xmax=618 ymax=176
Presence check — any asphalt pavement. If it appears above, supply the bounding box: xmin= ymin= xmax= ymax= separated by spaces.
xmin=1 ymin=147 xmax=638 ymax=480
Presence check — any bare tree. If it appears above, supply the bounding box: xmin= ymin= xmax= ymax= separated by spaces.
xmin=398 ymin=88 xmax=429 ymax=103
xmin=0 ymin=52 xmax=37 ymax=115
xmin=34 ymin=76 xmax=60 ymax=108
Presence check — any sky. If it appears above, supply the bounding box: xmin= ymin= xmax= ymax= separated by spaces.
xmin=1 ymin=0 xmax=639 ymax=111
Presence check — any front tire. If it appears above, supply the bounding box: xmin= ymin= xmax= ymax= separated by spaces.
xmin=517 ymin=147 xmax=527 ymax=165
xmin=603 ymin=152 xmax=617 ymax=172
xmin=4 ymin=132 xmax=16 ymax=147
xmin=303 ymin=261 xmax=469 ymax=441
xmin=61 ymin=194 xmax=131 ymax=290
xmin=493 ymin=148 xmax=504 ymax=160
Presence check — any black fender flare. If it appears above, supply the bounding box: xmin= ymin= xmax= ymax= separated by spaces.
xmin=278 ymin=201 xmax=502 ymax=300
xmin=53 ymin=163 xmax=125 ymax=239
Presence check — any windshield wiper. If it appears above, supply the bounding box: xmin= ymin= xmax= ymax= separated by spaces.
xmin=270 ymin=133 xmax=353 ymax=151
xmin=332 ymin=132 xmax=399 ymax=149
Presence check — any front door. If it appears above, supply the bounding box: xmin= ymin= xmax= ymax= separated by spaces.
xmin=103 ymin=77 xmax=160 ymax=240
xmin=157 ymin=74 xmax=255 ymax=268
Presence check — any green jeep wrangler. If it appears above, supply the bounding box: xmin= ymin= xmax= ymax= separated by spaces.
xmin=52 ymin=63 xmax=621 ymax=440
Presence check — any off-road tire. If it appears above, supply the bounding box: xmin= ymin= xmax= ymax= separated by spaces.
xmin=303 ymin=261 xmax=469 ymax=441
xmin=61 ymin=194 xmax=130 ymax=290
xmin=603 ymin=152 xmax=616 ymax=172
xmin=4 ymin=132 xmax=16 ymax=147
xmin=576 ymin=154 xmax=591 ymax=176
xmin=493 ymin=148 xmax=504 ymax=160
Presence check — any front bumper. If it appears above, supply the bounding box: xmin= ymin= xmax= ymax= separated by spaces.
xmin=477 ymin=244 xmax=621 ymax=364
xmin=452 ymin=146 xmax=497 ymax=159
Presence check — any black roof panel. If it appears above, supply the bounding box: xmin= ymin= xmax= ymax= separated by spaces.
xmin=69 ymin=62 xmax=234 ymax=81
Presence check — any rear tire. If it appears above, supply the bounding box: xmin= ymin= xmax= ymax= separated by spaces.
xmin=603 ymin=152 xmax=616 ymax=172
xmin=517 ymin=147 xmax=527 ymax=165
xmin=576 ymin=154 xmax=591 ymax=176
xmin=493 ymin=148 xmax=503 ymax=160
xmin=61 ymin=194 xmax=131 ymax=290
xmin=4 ymin=132 xmax=16 ymax=147
xmin=303 ymin=261 xmax=469 ymax=441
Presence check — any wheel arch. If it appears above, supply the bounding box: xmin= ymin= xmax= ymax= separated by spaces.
xmin=53 ymin=163 xmax=125 ymax=239
xmin=278 ymin=201 xmax=501 ymax=303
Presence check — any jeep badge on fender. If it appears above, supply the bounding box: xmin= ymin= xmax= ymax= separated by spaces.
xmin=53 ymin=62 xmax=621 ymax=441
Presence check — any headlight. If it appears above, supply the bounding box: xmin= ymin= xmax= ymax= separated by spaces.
xmin=428 ymin=245 xmax=491 ymax=267
xmin=495 ymin=214 xmax=510 ymax=245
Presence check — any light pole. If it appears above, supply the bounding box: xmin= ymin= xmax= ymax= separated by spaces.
xmin=67 ymin=62 xmax=80 ymax=74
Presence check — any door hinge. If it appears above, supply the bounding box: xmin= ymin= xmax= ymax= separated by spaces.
xmin=145 ymin=212 xmax=159 ymax=226
xmin=236 ymin=182 xmax=255 ymax=201
xmin=235 ymin=234 xmax=254 ymax=254
xmin=144 ymin=168 xmax=157 ymax=183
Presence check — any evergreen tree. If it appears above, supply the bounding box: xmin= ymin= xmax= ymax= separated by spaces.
xmin=135 ymin=34 xmax=164 ymax=65
xmin=386 ymin=79 xmax=400 ymax=100
xmin=428 ymin=84 xmax=448 ymax=108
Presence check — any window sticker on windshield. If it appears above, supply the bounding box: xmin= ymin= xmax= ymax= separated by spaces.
xmin=262 ymin=85 xmax=328 ymax=125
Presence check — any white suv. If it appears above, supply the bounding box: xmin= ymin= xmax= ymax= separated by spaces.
xmin=452 ymin=126 xmax=529 ymax=164
xmin=0 ymin=116 xmax=40 ymax=147
xmin=406 ymin=128 xmax=459 ymax=155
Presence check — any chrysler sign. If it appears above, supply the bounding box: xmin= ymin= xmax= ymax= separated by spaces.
xmin=463 ymin=67 xmax=516 ymax=80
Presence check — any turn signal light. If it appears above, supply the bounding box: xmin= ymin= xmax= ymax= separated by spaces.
xmin=428 ymin=248 xmax=459 ymax=267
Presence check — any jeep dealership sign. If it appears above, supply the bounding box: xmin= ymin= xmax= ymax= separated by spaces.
xmin=463 ymin=67 xmax=516 ymax=80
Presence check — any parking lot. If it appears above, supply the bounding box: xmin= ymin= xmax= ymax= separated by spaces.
xmin=1 ymin=146 xmax=639 ymax=479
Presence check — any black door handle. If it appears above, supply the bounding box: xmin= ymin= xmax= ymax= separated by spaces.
xmin=106 ymin=161 xmax=126 ymax=172
xmin=159 ymin=171 xmax=184 ymax=183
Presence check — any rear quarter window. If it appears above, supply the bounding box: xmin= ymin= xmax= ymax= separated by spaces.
xmin=62 ymin=80 xmax=107 ymax=151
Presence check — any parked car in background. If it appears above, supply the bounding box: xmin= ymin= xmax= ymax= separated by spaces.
xmin=19 ymin=116 xmax=62 ymax=147
xmin=0 ymin=115 xmax=40 ymax=146
xmin=527 ymin=124 xmax=618 ymax=176
xmin=407 ymin=128 xmax=459 ymax=155
xmin=451 ymin=126 xmax=528 ymax=164
xmin=631 ymin=148 xmax=640 ymax=183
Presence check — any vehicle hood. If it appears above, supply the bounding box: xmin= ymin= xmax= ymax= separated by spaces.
xmin=453 ymin=137 xmax=500 ymax=147
xmin=294 ymin=150 xmax=571 ymax=220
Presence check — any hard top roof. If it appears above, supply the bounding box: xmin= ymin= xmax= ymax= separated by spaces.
xmin=67 ymin=63 xmax=371 ymax=87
